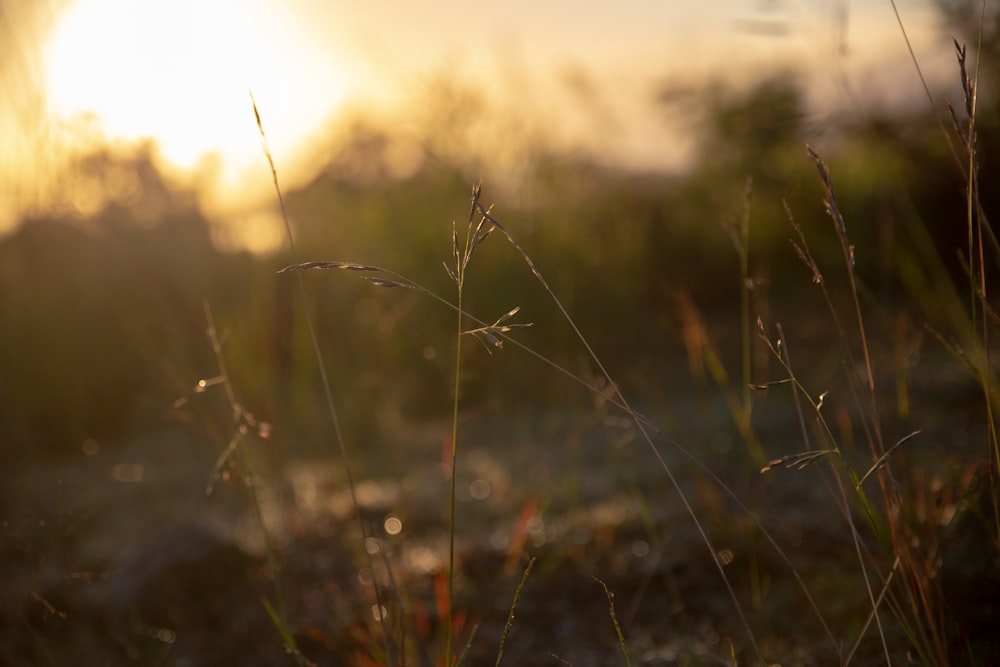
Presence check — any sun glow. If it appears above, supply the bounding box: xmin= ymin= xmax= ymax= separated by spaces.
xmin=42 ymin=0 xmax=352 ymax=240
xmin=14 ymin=0 xmax=952 ymax=253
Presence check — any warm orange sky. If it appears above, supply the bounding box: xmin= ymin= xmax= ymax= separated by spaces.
xmin=1 ymin=0 xmax=953 ymax=251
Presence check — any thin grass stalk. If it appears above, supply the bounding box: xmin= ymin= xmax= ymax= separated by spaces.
xmin=289 ymin=259 xmax=825 ymax=661
xmin=806 ymin=147 xmax=881 ymax=441
xmin=759 ymin=328 xmax=885 ymax=533
xmin=888 ymin=0 xmax=964 ymax=178
xmin=762 ymin=316 xmax=902 ymax=663
xmin=454 ymin=624 xmax=480 ymax=667
xmin=494 ymin=557 xmax=534 ymax=667
xmin=795 ymin=149 xmax=956 ymax=663
xmin=763 ymin=336 xmax=893 ymax=663
xmin=469 ymin=198 xmax=765 ymax=663
xmin=890 ymin=0 xmax=996 ymax=258
xmin=280 ymin=260 xmax=659 ymax=433
xmin=802 ymin=150 xmax=905 ymax=548
xmin=893 ymin=0 xmax=999 ymax=271
xmin=844 ymin=557 xmax=901 ymax=666
xmin=770 ymin=322 xmax=847 ymax=653
xmin=958 ymin=23 xmax=1000 ymax=663
xmin=445 ymin=188 xmax=486 ymax=665
xmin=595 ymin=578 xmax=632 ymax=667
xmin=202 ymin=301 xmax=312 ymax=663
xmin=897 ymin=548 xmax=946 ymax=665
xmin=203 ymin=305 xmax=289 ymax=626
xmin=681 ymin=434 xmax=839 ymax=656
xmin=783 ymin=203 xmax=888 ymax=531
xmin=773 ymin=327 xmax=938 ymax=663
xmin=282 ymin=189 xmax=864 ymax=663
xmin=774 ymin=323 xmax=813 ymax=457
xmin=297 ymin=252 xmax=842 ymax=659
xmin=961 ymin=16 xmax=1000 ymax=486
xmin=251 ymin=94 xmax=396 ymax=665
xmin=377 ymin=542 xmax=407 ymax=663
xmin=834 ymin=464 xmax=893 ymax=665
xmin=446 ymin=261 xmax=463 ymax=667
xmin=958 ymin=40 xmax=979 ymax=326
xmin=739 ymin=177 xmax=754 ymax=447
xmin=676 ymin=292 xmax=765 ymax=462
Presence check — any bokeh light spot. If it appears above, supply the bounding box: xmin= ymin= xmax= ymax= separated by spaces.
xmin=81 ymin=438 xmax=99 ymax=457
xmin=364 ymin=537 xmax=381 ymax=555
xmin=110 ymin=463 xmax=145 ymax=483
xmin=469 ymin=478 xmax=491 ymax=500
xmin=383 ymin=515 xmax=403 ymax=536
xmin=631 ymin=540 xmax=650 ymax=558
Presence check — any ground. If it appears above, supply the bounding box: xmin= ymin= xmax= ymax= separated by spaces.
xmin=6 ymin=382 xmax=956 ymax=667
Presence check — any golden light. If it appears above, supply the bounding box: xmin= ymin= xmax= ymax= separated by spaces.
xmin=41 ymin=0 xmax=353 ymax=247
xmin=4 ymin=0 xmax=950 ymax=253
xmin=46 ymin=0 xmax=352 ymax=167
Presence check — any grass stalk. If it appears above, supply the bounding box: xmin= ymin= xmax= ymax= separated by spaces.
xmin=759 ymin=321 xmax=893 ymax=663
xmin=595 ymin=577 xmax=632 ymax=667
xmin=470 ymin=197 xmax=766 ymax=663
xmin=285 ymin=189 xmax=766 ymax=661
xmin=285 ymin=251 xmax=846 ymax=661
xmin=788 ymin=140 xmax=994 ymax=662
xmin=201 ymin=301 xmax=309 ymax=663
xmin=494 ymin=557 xmax=534 ymax=667
xmin=446 ymin=248 xmax=463 ymax=666
xmin=251 ymin=94 xmax=396 ymax=664
xmin=738 ymin=177 xmax=754 ymax=453
xmin=444 ymin=185 xmax=498 ymax=664
xmin=957 ymin=17 xmax=1000 ymax=490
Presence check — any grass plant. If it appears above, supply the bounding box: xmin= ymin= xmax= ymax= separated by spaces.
xmin=595 ymin=577 xmax=632 ymax=667
xmin=252 ymin=94 xmax=397 ymax=664
xmin=166 ymin=13 xmax=999 ymax=666
xmin=192 ymin=300 xmax=305 ymax=663
xmin=203 ymin=26 xmax=1000 ymax=666
xmin=752 ymin=32 xmax=1000 ymax=661
xmin=281 ymin=188 xmax=773 ymax=664
xmin=494 ymin=557 xmax=534 ymax=666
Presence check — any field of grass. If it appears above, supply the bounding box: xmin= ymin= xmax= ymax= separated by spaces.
xmin=2 ymin=7 xmax=1000 ymax=666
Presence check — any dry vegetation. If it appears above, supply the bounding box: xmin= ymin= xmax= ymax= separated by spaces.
xmin=2 ymin=4 xmax=1000 ymax=666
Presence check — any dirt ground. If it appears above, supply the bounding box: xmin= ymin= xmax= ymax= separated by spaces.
xmin=1 ymin=383 xmax=995 ymax=666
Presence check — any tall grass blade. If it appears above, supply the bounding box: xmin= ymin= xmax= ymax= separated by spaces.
xmin=494 ymin=557 xmax=535 ymax=667
xmin=251 ymin=93 xmax=396 ymax=665
xmin=595 ymin=577 xmax=632 ymax=667
xmin=857 ymin=431 xmax=921 ymax=489
xmin=471 ymin=195 xmax=766 ymax=662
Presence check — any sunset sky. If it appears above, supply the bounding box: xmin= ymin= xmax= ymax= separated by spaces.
xmin=1 ymin=0 xmax=954 ymax=250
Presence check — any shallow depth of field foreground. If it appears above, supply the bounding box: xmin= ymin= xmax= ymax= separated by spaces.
xmin=2 ymin=4 xmax=1000 ymax=666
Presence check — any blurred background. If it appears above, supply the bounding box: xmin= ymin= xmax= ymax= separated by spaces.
xmin=1 ymin=0 xmax=999 ymax=662
xmin=0 ymin=0 xmax=961 ymax=244
xmin=2 ymin=0 xmax=991 ymax=459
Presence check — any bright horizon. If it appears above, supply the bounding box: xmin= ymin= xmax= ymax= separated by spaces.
xmin=2 ymin=0 xmax=954 ymax=252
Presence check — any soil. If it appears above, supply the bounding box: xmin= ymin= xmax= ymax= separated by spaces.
xmin=0 ymin=387 xmax=993 ymax=666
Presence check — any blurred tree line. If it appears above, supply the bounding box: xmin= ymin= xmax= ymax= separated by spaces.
xmin=1 ymin=1 xmax=996 ymax=463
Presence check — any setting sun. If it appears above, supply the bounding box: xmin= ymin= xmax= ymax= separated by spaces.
xmin=2 ymin=0 xmax=953 ymax=250
xmin=43 ymin=0 xmax=350 ymax=180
